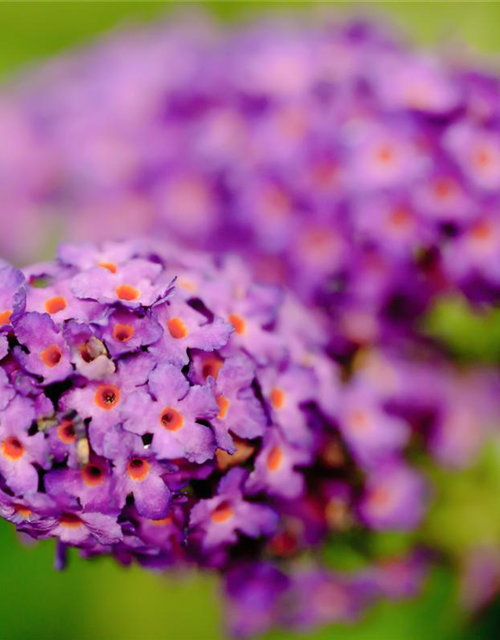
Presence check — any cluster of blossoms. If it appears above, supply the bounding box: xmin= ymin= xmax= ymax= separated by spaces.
xmin=1 ymin=240 xmax=499 ymax=635
xmin=2 ymin=19 xmax=500 ymax=352
xmin=1 ymin=15 xmax=500 ymax=638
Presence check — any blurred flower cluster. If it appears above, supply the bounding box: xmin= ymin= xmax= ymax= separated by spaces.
xmin=2 ymin=19 xmax=500 ymax=351
xmin=1 ymin=16 xmax=500 ymax=638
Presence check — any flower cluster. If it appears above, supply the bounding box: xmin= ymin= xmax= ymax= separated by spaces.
xmin=2 ymin=19 xmax=500 ymax=349
xmin=1 ymin=240 xmax=498 ymax=636
xmin=1 ymin=16 xmax=500 ymax=638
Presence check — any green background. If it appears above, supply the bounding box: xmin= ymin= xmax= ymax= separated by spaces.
xmin=1 ymin=3 xmax=500 ymax=639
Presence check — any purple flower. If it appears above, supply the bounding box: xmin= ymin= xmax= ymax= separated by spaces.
xmin=122 ymin=363 xmax=217 ymax=464
xmin=45 ymin=454 xmax=118 ymax=513
xmin=444 ymin=122 xmax=500 ymax=192
xmin=259 ymin=364 xmax=318 ymax=447
xmin=372 ymin=52 xmax=461 ymax=114
xmin=283 ymin=569 xmax=373 ymax=631
xmin=204 ymin=354 xmax=266 ymax=452
xmin=190 ymin=467 xmax=278 ymax=550
xmin=371 ymin=553 xmax=427 ymax=600
xmin=58 ymin=240 xmax=138 ymax=272
xmin=104 ymin=430 xmax=172 ymax=520
xmin=14 ymin=312 xmax=73 ymax=384
xmin=338 ymin=382 xmax=409 ymax=467
xmin=0 ymin=490 xmax=57 ymax=534
xmin=99 ymin=307 xmax=163 ymax=357
xmin=149 ymin=297 xmax=233 ymax=366
xmin=25 ymin=276 xmax=100 ymax=324
xmin=60 ymin=353 xmax=155 ymax=454
xmin=0 ymin=395 xmax=49 ymax=494
xmin=223 ymin=562 xmax=289 ymax=639
xmin=42 ymin=511 xmax=123 ymax=546
xmin=443 ymin=213 xmax=500 ymax=288
xmin=0 ymin=265 xmax=26 ymax=329
xmin=358 ymin=461 xmax=428 ymax=530
xmin=347 ymin=122 xmax=425 ymax=190
xmin=71 ymin=259 xmax=173 ymax=308
xmin=247 ymin=429 xmax=312 ymax=499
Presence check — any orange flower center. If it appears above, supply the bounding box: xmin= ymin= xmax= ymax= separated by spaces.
xmin=350 ymin=409 xmax=369 ymax=432
xmin=470 ymin=221 xmax=494 ymax=242
xmin=0 ymin=310 xmax=12 ymax=326
xmin=310 ymin=162 xmax=338 ymax=189
xmin=112 ymin=323 xmax=135 ymax=342
xmin=159 ymin=407 xmax=184 ymax=431
xmin=81 ymin=464 xmax=105 ymax=487
xmin=57 ymin=420 xmax=76 ymax=444
xmin=270 ymin=387 xmax=285 ymax=410
xmin=45 ymin=296 xmax=67 ymax=315
xmin=167 ymin=317 xmax=189 ymax=340
xmin=59 ymin=513 xmax=83 ymax=529
xmin=211 ymin=501 xmax=234 ymax=523
xmin=13 ymin=505 xmax=32 ymax=519
xmin=266 ymin=446 xmax=283 ymax=472
xmin=116 ymin=284 xmax=140 ymax=301
xmin=375 ymin=144 xmax=395 ymax=164
xmin=98 ymin=262 xmax=117 ymax=273
xmin=127 ymin=457 xmax=150 ymax=481
xmin=201 ymin=358 xmax=223 ymax=380
xmin=368 ymin=487 xmax=392 ymax=508
xmin=228 ymin=313 xmax=246 ymax=335
xmin=216 ymin=395 xmax=230 ymax=419
xmin=94 ymin=384 xmax=121 ymax=410
xmin=150 ymin=515 xmax=173 ymax=526
xmin=432 ymin=178 xmax=456 ymax=200
xmin=79 ymin=344 xmax=93 ymax=363
xmin=388 ymin=207 xmax=413 ymax=229
xmin=1 ymin=436 xmax=25 ymax=461
xmin=177 ymin=279 xmax=196 ymax=292
xmin=40 ymin=345 xmax=63 ymax=368
xmin=474 ymin=148 xmax=493 ymax=168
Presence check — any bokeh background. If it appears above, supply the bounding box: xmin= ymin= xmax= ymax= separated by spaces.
xmin=1 ymin=2 xmax=500 ymax=639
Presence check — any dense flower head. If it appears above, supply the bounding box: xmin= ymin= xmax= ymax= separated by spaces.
xmin=2 ymin=18 xmax=500 ymax=351
xmin=1 ymin=15 xmax=500 ymax=639
xmin=0 ymin=239 xmax=499 ymax=636
xmin=0 ymin=240 xmax=361 ymax=553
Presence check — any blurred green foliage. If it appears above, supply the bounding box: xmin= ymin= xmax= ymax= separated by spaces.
xmin=0 ymin=521 xmax=221 ymax=640
xmin=1 ymin=2 xmax=500 ymax=639
xmin=425 ymin=443 xmax=500 ymax=557
xmin=424 ymin=296 xmax=500 ymax=364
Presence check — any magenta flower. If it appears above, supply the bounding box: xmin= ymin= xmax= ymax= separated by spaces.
xmin=190 ymin=468 xmax=278 ymax=550
xmin=149 ymin=298 xmax=233 ymax=366
xmin=14 ymin=312 xmax=73 ymax=384
xmin=122 ymin=363 xmax=218 ymax=464
xmin=247 ymin=428 xmax=312 ymax=499
xmin=358 ymin=461 xmax=428 ymax=530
